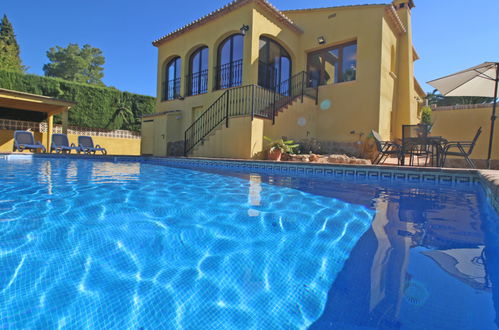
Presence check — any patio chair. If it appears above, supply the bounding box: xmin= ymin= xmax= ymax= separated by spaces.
xmin=13 ymin=130 xmax=46 ymax=153
xmin=78 ymin=136 xmax=107 ymax=155
xmin=441 ymin=127 xmax=482 ymax=168
xmin=50 ymin=133 xmax=82 ymax=154
xmin=371 ymin=130 xmax=402 ymax=165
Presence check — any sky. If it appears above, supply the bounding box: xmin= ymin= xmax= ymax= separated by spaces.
xmin=3 ymin=0 xmax=498 ymax=96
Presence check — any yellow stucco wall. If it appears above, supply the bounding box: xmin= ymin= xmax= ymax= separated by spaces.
xmin=285 ymin=6 xmax=384 ymax=142
xmin=431 ymin=107 xmax=499 ymax=160
xmin=263 ymin=97 xmax=318 ymax=141
xmin=0 ymin=130 xmax=141 ymax=156
xmin=191 ymin=116 xmax=254 ymax=159
xmin=379 ymin=17 xmax=399 ymax=140
xmin=144 ymin=0 xmax=421 ymax=158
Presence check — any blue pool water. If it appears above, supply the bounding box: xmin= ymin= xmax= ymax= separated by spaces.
xmin=0 ymin=157 xmax=498 ymax=329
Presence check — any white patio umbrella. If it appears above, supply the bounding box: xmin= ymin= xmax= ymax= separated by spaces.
xmin=427 ymin=62 xmax=499 ymax=168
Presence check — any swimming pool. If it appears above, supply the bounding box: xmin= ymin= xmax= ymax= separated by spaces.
xmin=0 ymin=156 xmax=498 ymax=329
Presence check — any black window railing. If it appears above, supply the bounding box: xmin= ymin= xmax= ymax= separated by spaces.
xmin=187 ymin=70 xmax=208 ymax=96
xmin=163 ymin=78 xmax=181 ymax=101
xmin=215 ymin=59 xmax=243 ymax=90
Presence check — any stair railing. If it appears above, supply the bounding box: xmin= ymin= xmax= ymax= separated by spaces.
xmin=184 ymin=71 xmax=318 ymax=155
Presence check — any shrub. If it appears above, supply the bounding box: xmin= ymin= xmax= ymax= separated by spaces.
xmin=421 ymin=106 xmax=432 ymax=125
xmin=0 ymin=69 xmax=155 ymax=131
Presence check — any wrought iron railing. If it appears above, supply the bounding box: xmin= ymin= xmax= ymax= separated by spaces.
xmin=162 ymin=78 xmax=181 ymax=101
xmin=187 ymin=70 xmax=209 ymax=96
xmin=184 ymin=71 xmax=318 ymax=155
xmin=215 ymin=59 xmax=243 ymax=90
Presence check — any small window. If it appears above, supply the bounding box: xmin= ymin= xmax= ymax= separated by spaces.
xmin=307 ymin=41 xmax=357 ymax=87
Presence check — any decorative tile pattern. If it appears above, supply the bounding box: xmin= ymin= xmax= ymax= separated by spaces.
xmin=127 ymin=157 xmax=481 ymax=187
xmin=7 ymin=154 xmax=497 ymax=192
xmin=13 ymin=154 xmax=498 ymax=212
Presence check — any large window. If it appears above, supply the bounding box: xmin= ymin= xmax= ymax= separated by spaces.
xmin=258 ymin=37 xmax=291 ymax=94
xmin=216 ymin=34 xmax=244 ymax=89
xmin=164 ymin=57 xmax=182 ymax=100
xmin=188 ymin=47 xmax=209 ymax=96
xmin=307 ymin=41 xmax=357 ymax=87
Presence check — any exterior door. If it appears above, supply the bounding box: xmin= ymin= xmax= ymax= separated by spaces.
xmin=141 ymin=119 xmax=154 ymax=155
xmin=153 ymin=115 xmax=168 ymax=157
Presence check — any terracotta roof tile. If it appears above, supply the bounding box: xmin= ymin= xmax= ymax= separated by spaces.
xmin=152 ymin=0 xmax=302 ymax=47
xmin=281 ymin=3 xmax=387 ymax=13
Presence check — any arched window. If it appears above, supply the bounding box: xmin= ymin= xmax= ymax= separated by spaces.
xmin=216 ymin=34 xmax=244 ymax=89
xmin=164 ymin=57 xmax=181 ymax=101
xmin=258 ymin=37 xmax=291 ymax=94
xmin=188 ymin=47 xmax=209 ymax=96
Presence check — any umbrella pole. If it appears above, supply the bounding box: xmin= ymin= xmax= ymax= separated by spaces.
xmin=487 ymin=64 xmax=499 ymax=169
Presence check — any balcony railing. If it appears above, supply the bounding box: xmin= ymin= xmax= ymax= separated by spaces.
xmin=215 ymin=59 xmax=243 ymax=90
xmin=187 ymin=70 xmax=208 ymax=96
xmin=162 ymin=78 xmax=181 ymax=101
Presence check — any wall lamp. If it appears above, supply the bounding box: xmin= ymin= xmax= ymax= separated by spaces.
xmin=317 ymin=36 xmax=326 ymax=45
xmin=240 ymin=24 xmax=250 ymax=36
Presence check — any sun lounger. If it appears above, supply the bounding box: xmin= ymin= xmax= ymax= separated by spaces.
xmin=13 ymin=130 xmax=46 ymax=153
xmin=78 ymin=136 xmax=107 ymax=155
xmin=50 ymin=134 xmax=82 ymax=154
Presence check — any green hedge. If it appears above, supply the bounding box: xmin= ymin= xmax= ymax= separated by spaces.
xmin=0 ymin=69 xmax=155 ymax=131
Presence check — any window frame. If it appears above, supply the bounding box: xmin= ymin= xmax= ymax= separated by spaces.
xmin=258 ymin=36 xmax=292 ymax=91
xmin=188 ymin=46 xmax=209 ymax=96
xmin=307 ymin=40 xmax=357 ymax=87
xmin=164 ymin=56 xmax=182 ymax=101
xmin=216 ymin=34 xmax=244 ymax=90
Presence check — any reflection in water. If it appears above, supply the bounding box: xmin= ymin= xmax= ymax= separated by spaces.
xmin=310 ymin=180 xmax=499 ymax=330
xmin=162 ymin=163 xmax=499 ymax=329
xmin=1 ymin=158 xmax=497 ymax=329
xmin=423 ymin=247 xmax=490 ymax=291
xmin=247 ymin=175 xmax=262 ymax=217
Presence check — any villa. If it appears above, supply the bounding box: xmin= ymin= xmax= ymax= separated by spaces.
xmin=141 ymin=0 xmax=425 ymax=159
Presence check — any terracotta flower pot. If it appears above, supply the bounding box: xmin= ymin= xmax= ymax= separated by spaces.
xmin=268 ymin=148 xmax=282 ymax=161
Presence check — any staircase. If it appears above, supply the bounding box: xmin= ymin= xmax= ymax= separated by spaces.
xmin=184 ymin=71 xmax=318 ymax=156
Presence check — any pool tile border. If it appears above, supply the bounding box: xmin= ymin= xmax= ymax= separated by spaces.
xmin=2 ymin=153 xmax=498 ymax=213
xmin=133 ymin=157 xmax=480 ymax=185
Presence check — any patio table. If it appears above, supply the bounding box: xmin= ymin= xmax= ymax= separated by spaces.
xmin=401 ymin=136 xmax=447 ymax=167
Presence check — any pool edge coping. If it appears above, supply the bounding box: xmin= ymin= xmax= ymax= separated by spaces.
xmin=2 ymin=153 xmax=498 ymax=213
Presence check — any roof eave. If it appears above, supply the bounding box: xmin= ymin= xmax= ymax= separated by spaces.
xmin=0 ymin=88 xmax=76 ymax=108
xmin=281 ymin=3 xmax=387 ymax=14
xmin=152 ymin=0 xmax=302 ymax=47
xmin=384 ymin=5 xmax=407 ymax=35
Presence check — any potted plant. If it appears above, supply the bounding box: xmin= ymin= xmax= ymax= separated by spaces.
xmin=264 ymin=136 xmax=299 ymax=161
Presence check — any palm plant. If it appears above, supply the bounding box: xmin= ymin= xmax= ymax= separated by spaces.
xmin=106 ymin=103 xmax=134 ymax=130
xmin=264 ymin=136 xmax=299 ymax=154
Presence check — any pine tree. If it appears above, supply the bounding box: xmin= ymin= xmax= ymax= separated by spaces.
xmin=0 ymin=14 xmax=26 ymax=72
xmin=43 ymin=44 xmax=105 ymax=85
